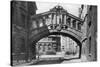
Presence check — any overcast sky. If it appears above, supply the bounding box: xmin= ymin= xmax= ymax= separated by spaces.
xmin=36 ymin=2 xmax=81 ymax=17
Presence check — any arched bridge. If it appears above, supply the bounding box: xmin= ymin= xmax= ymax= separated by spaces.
xmin=29 ymin=5 xmax=84 ymax=46
xmin=28 ymin=5 xmax=84 ymax=59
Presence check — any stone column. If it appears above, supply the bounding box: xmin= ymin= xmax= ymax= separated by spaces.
xmin=53 ymin=14 xmax=55 ymax=25
xmin=64 ymin=15 xmax=66 ymax=25
xmin=66 ymin=16 xmax=68 ymax=25
xmin=57 ymin=15 xmax=59 ymax=24
xmin=70 ymin=18 xmax=73 ymax=28
xmin=51 ymin=13 xmax=54 ymax=25
xmin=76 ymin=21 xmax=78 ymax=30
xmin=55 ymin=14 xmax=57 ymax=25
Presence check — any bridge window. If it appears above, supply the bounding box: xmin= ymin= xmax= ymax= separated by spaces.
xmin=67 ymin=18 xmax=71 ymax=26
xmin=72 ymin=20 xmax=76 ymax=28
xmin=59 ymin=17 xmax=62 ymax=24
xmin=78 ymin=23 xmax=81 ymax=30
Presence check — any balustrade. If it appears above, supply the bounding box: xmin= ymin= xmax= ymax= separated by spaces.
xmin=70 ymin=18 xmax=73 ymax=28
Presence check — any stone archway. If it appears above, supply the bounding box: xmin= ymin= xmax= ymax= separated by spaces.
xmin=30 ymin=31 xmax=82 ymax=60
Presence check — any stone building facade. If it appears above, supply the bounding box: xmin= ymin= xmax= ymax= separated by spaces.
xmin=86 ymin=5 xmax=97 ymax=61
xmin=11 ymin=1 xmax=37 ymax=65
xmin=79 ymin=5 xmax=97 ymax=61
xmin=36 ymin=35 xmax=60 ymax=55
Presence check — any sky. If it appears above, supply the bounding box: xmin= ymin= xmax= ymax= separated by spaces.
xmin=36 ymin=2 xmax=81 ymax=17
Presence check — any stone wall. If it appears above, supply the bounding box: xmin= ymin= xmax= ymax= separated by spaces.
xmin=11 ymin=1 xmax=37 ymax=65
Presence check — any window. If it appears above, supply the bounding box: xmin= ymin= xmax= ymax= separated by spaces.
xmin=72 ymin=20 xmax=76 ymax=28
xmin=67 ymin=18 xmax=71 ymax=26
xmin=78 ymin=23 xmax=81 ymax=30
xmin=62 ymin=14 xmax=64 ymax=24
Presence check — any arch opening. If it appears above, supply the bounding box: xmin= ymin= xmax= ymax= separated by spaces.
xmin=31 ymin=32 xmax=82 ymax=60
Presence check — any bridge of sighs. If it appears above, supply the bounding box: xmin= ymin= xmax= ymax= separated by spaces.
xmin=29 ymin=5 xmax=84 ymax=60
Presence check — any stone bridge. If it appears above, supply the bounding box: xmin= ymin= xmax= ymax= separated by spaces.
xmin=29 ymin=5 xmax=84 ymax=59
